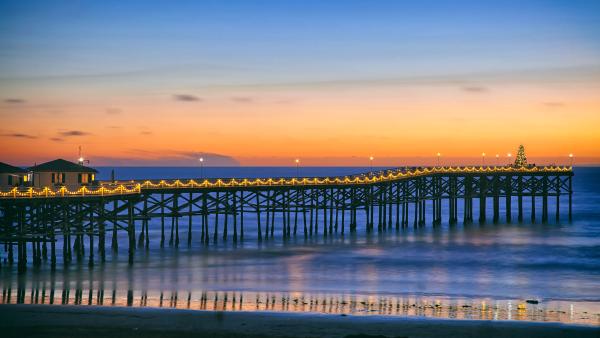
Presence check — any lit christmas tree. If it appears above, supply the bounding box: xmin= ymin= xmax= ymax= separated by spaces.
xmin=514 ymin=145 xmax=528 ymax=167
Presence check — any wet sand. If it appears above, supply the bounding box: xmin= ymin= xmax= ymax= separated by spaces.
xmin=1 ymin=304 xmax=598 ymax=338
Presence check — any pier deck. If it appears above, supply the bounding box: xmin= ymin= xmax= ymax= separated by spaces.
xmin=0 ymin=166 xmax=573 ymax=270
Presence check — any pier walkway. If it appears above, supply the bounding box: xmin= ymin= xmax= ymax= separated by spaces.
xmin=0 ymin=166 xmax=573 ymax=269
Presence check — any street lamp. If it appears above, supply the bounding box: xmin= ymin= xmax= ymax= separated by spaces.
xmin=436 ymin=152 xmax=441 ymax=167
xmin=295 ymin=158 xmax=300 ymax=177
xmin=507 ymin=153 xmax=512 ymax=166
xmin=569 ymin=153 xmax=573 ymax=167
xmin=482 ymin=152 xmax=486 ymax=166
xmin=495 ymin=154 xmax=499 ymax=166
xmin=199 ymin=157 xmax=204 ymax=179
xmin=369 ymin=156 xmax=374 ymax=174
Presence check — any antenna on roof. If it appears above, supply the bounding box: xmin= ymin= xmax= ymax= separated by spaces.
xmin=78 ymin=146 xmax=89 ymax=165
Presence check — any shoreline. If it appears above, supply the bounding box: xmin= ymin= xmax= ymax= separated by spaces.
xmin=2 ymin=282 xmax=599 ymax=325
xmin=1 ymin=304 xmax=598 ymax=338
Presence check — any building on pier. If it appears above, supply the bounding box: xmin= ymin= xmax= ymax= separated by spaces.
xmin=28 ymin=158 xmax=98 ymax=189
xmin=0 ymin=162 xmax=28 ymax=190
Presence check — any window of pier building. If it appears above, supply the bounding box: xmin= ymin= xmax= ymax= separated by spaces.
xmin=51 ymin=173 xmax=66 ymax=184
xmin=78 ymin=173 xmax=95 ymax=184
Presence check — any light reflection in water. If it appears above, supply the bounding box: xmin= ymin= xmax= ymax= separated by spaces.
xmin=1 ymin=283 xmax=598 ymax=325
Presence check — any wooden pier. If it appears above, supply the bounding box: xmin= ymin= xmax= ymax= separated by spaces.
xmin=0 ymin=166 xmax=573 ymax=270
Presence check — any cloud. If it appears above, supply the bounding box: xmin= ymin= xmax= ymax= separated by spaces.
xmin=59 ymin=130 xmax=90 ymax=137
xmin=543 ymin=101 xmax=565 ymax=107
xmin=93 ymin=149 xmax=240 ymax=166
xmin=140 ymin=131 xmax=152 ymax=135
xmin=231 ymin=96 xmax=254 ymax=103
xmin=461 ymin=85 xmax=488 ymax=93
xmin=106 ymin=108 xmax=122 ymax=115
xmin=50 ymin=137 xmax=64 ymax=142
xmin=106 ymin=125 xmax=121 ymax=129
xmin=4 ymin=98 xmax=25 ymax=104
xmin=173 ymin=94 xmax=201 ymax=102
xmin=177 ymin=151 xmax=240 ymax=165
xmin=2 ymin=132 xmax=36 ymax=139
xmin=192 ymin=65 xmax=600 ymax=91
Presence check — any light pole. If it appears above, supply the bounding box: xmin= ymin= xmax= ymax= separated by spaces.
xmin=369 ymin=156 xmax=374 ymax=174
xmin=436 ymin=152 xmax=441 ymax=167
xmin=507 ymin=153 xmax=512 ymax=166
xmin=295 ymin=158 xmax=300 ymax=177
xmin=482 ymin=152 xmax=486 ymax=166
xmin=495 ymin=154 xmax=499 ymax=166
xmin=199 ymin=157 xmax=204 ymax=179
xmin=569 ymin=153 xmax=573 ymax=167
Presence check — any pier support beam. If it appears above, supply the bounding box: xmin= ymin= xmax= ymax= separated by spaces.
xmin=0 ymin=167 xmax=575 ymax=266
xmin=479 ymin=176 xmax=486 ymax=224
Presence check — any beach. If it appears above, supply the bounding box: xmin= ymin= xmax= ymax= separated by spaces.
xmin=0 ymin=305 xmax=600 ymax=338
xmin=1 ymin=304 xmax=598 ymax=338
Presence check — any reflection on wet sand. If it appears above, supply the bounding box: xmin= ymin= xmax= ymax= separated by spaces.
xmin=2 ymin=283 xmax=598 ymax=325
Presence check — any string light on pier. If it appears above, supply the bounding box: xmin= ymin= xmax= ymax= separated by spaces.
xmin=0 ymin=165 xmax=573 ymax=199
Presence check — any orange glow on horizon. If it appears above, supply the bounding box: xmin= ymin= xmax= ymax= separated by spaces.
xmin=1 ymin=84 xmax=599 ymax=166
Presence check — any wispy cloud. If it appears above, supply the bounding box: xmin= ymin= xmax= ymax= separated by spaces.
xmin=231 ymin=96 xmax=254 ymax=103
xmin=1 ymin=132 xmax=36 ymax=139
xmin=188 ymin=65 xmax=600 ymax=91
xmin=461 ymin=85 xmax=488 ymax=93
xmin=105 ymin=108 xmax=122 ymax=115
xmin=4 ymin=98 xmax=25 ymax=104
xmin=59 ymin=130 xmax=90 ymax=137
xmin=50 ymin=137 xmax=64 ymax=142
xmin=92 ymin=149 xmax=240 ymax=166
xmin=173 ymin=94 xmax=202 ymax=102
xmin=140 ymin=131 xmax=153 ymax=135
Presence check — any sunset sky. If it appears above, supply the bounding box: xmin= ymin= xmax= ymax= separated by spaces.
xmin=1 ymin=0 xmax=599 ymax=166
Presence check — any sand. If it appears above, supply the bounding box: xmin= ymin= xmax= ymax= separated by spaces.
xmin=0 ymin=304 xmax=598 ymax=338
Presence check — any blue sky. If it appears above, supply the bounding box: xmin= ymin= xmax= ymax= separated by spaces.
xmin=2 ymin=0 xmax=599 ymax=83
xmin=1 ymin=0 xmax=599 ymax=165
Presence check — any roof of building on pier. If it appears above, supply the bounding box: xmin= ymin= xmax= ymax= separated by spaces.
xmin=0 ymin=162 xmax=27 ymax=173
xmin=28 ymin=159 xmax=98 ymax=173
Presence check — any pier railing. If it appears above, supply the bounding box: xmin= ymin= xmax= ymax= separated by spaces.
xmin=0 ymin=184 xmax=141 ymax=199
xmin=0 ymin=165 xmax=571 ymax=199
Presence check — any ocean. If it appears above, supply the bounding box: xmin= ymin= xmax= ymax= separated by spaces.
xmin=1 ymin=167 xmax=599 ymax=325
